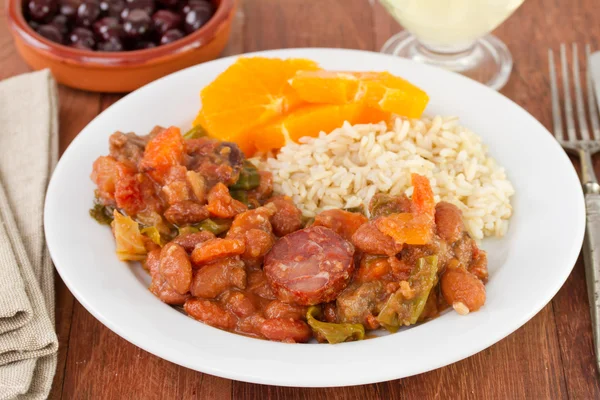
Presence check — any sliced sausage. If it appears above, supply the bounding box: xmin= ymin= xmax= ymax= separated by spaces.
xmin=264 ymin=226 xmax=355 ymax=306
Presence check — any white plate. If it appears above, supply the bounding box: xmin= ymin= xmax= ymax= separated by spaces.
xmin=45 ymin=48 xmax=585 ymax=387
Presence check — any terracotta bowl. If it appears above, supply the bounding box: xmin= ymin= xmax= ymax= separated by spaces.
xmin=7 ymin=0 xmax=236 ymax=93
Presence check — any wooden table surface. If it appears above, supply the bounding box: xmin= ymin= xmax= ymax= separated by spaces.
xmin=2 ymin=0 xmax=600 ymax=398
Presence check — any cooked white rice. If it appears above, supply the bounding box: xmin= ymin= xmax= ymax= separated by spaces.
xmin=251 ymin=115 xmax=515 ymax=240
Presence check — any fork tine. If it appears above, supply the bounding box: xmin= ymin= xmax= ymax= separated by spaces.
xmin=549 ymin=49 xmax=564 ymax=142
xmin=561 ymin=44 xmax=578 ymax=142
xmin=573 ymin=43 xmax=591 ymax=141
xmin=587 ymin=44 xmax=600 ymax=140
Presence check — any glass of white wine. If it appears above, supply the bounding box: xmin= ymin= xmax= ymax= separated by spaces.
xmin=379 ymin=0 xmax=525 ymax=90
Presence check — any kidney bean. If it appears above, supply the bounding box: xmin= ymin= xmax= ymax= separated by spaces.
xmin=184 ymin=298 xmax=237 ymax=330
xmin=172 ymin=231 xmax=215 ymax=253
xmin=159 ymin=242 xmax=192 ymax=294
xmin=189 ymin=257 xmax=246 ymax=299
xmin=264 ymin=300 xmax=307 ymax=320
xmin=441 ymin=267 xmax=486 ymax=314
xmin=260 ymin=318 xmax=312 ymax=343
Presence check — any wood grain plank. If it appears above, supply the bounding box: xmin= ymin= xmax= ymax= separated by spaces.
xmin=233 ymin=305 xmax=566 ymax=400
xmin=0 ymin=7 xmax=31 ymax=80
xmin=62 ymin=303 xmax=185 ymax=400
xmin=388 ymin=305 xmax=566 ymax=400
xmin=553 ymin=259 xmax=600 ymax=399
xmin=371 ymin=1 xmax=401 ymax=51
xmin=2 ymin=0 xmax=600 ymax=398
xmin=0 ymin=10 xmax=102 ymax=400
xmin=233 ymin=383 xmax=385 ymax=400
xmin=497 ymin=1 xmax=600 ymax=399
xmin=221 ymin=0 xmax=246 ymax=57
xmin=242 ymin=0 xmax=374 ymax=52
xmin=51 ymin=87 xmax=103 ymax=400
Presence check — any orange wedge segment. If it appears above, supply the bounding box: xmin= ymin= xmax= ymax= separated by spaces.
xmin=357 ymin=72 xmax=429 ymax=118
xmin=289 ymin=70 xmax=428 ymax=118
xmin=355 ymin=105 xmax=391 ymax=125
xmin=192 ymin=109 xmax=208 ymax=129
xmin=289 ymin=71 xmax=360 ymax=104
xmin=250 ymin=103 xmax=389 ymax=152
xmin=192 ymin=109 xmax=256 ymax=156
xmin=195 ymin=57 xmax=320 ymax=146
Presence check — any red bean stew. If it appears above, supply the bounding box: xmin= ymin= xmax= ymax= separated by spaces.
xmin=90 ymin=125 xmax=488 ymax=343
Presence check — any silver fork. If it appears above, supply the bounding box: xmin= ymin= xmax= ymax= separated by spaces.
xmin=549 ymin=43 xmax=600 ymax=373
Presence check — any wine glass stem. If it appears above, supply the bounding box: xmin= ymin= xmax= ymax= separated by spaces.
xmin=418 ymin=40 xmax=477 ymax=57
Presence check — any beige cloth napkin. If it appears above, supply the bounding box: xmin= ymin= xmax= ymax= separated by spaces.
xmin=0 ymin=70 xmax=59 ymax=399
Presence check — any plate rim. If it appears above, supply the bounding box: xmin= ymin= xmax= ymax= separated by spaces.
xmin=44 ymin=47 xmax=586 ymax=387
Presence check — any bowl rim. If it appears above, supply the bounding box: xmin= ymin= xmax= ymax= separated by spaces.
xmin=6 ymin=0 xmax=235 ymax=67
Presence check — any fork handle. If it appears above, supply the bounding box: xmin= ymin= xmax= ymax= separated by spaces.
xmin=583 ymin=185 xmax=600 ymax=373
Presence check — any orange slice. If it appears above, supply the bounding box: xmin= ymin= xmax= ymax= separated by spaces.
xmin=250 ymin=103 xmax=389 ymax=152
xmin=193 ymin=109 xmax=256 ymax=156
xmin=195 ymin=57 xmax=320 ymax=146
xmin=355 ymin=105 xmax=391 ymax=125
xmin=289 ymin=70 xmax=428 ymax=118
xmin=288 ymin=71 xmax=360 ymax=104
xmin=357 ymin=72 xmax=429 ymax=118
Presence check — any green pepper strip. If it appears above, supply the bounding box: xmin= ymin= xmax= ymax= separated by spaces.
xmin=192 ymin=218 xmax=232 ymax=235
xmin=230 ymin=190 xmax=249 ymax=204
xmin=89 ymin=203 xmax=114 ymax=225
xmin=306 ymin=306 xmax=365 ymax=344
xmin=230 ymin=161 xmax=260 ymax=190
xmin=141 ymin=226 xmax=162 ymax=246
xmin=376 ymin=256 xmax=438 ymax=332
xmin=183 ymin=125 xmax=208 ymax=139
xmin=177 ymin=226 xmax=200 ymax=236
xmin=343 ymin=206 xmax=365 ymax=214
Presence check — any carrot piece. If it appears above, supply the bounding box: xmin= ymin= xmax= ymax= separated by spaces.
xmin=139 ymin=126 xmax=185 ymax=184
xmin=375 ymin=213 xmax=433 ymax=245
xmin=411 ymin=173 xmax=435 ymax=218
